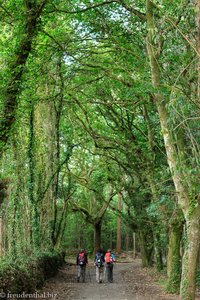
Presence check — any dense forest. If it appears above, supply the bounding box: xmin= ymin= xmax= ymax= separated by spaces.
xmin=0 ymin=1 xmax=200 ymax=299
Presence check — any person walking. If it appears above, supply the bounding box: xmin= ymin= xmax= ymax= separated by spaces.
xmin=94 ymin=248 xmax=105 ymax=283
xmin=104 ymin=249 xmax=115 ymax=283
xmin=76 ymin=249 xmax=88 ymax=282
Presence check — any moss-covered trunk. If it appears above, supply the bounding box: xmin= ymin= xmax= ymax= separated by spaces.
xmin=146 ymin=1 xmax=200 ymax=298
xmin=143 ymin=104 xmax=163 ymax=271
xmin=180 ymin=215 xmax=200 ymax=299
xmin=154 ymin=232 xmax=164 ymax=271
xmin=139 ymin=230 xmax=153 ymax=267
xmin=0 ymin=217 xmax=3 ymax=256
xmin=0 ymin=0 xmax=47 ymax=158
xmin=167 ymin=218 xmax=183 ymax=293
xmin=28 ymin=104 xmax=40 ymax=249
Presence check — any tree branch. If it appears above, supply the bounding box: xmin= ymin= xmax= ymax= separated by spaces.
xmin=118 ymin=0 xmax=146 ymax=21
xmin=72 ymin=204 xmax=94 ymax=224
xmin=47 ymin=0 xmax=117 ymax=14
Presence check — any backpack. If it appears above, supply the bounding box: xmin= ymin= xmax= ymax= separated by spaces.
xmin=96 ymin=252 xmax=104 ymax=267
xmin=105 ymin=252 xmax=113 ymax=263
xmin=78 ymin=252 xmax=86 ymax=265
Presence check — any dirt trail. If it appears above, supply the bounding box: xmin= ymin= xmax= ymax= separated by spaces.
xmin=41 ymin=259 xmax=186 ymax=300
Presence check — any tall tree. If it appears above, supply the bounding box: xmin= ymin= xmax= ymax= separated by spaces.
xmin=116 ymin=192 xmax=122 ymax=253
xmin=0 ymin=0 xmax=47 ymax=157
xmin=146 ymin=1 xmax=200 ymax=298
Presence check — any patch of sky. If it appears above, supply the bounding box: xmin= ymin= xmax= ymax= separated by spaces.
xmin=63 ymin=53 xmax=76 ymax=66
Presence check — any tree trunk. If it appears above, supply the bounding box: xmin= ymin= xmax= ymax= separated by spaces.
xmin=196 ymin=0 xmax=200 ymax=99
xmin=54 ymin=200 xmax=68 ymax=249
xmin=116 ymin=192 xmax=122 ymax=253
xmin=133 ymin=232 xmax=136 ymax=259
xmin=34 ymin=102 xmax=56 ymax=249
xmin=180 ymin=215 xmax=200 ymax=299
xmin=51 ymin=65 xmax=64 ymax=246
xmin=146 ymin=1 xmax=200 ymax=298
xmin=167 ymin=218 xmax=183 ymax=293
xmin=125 ymin=234 xmax=129 ymax=251
xmin=144 ymin=103 xmax=163 ymax=271
xmin=0 ymin=0 xmax=47 ymax=158
xmin=139 ymin=230 xmax=153 ymax=267
xmin=28 ymin=105 xmax=34 ymax=246
xmin=148 ymin=171 xmax=163 ymax=271
xmin=94 ymin=221 xmax=102 ymax=253
xmin=28 ymin=105 xmax=40 ymax=249
xmin=0 ymin=217 xmax=3 ymax=256
xmin=154 ymin=232 xmax=163 ymax=271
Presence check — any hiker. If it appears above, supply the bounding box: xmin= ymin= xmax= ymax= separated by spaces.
xmin=76 ymin=248 xmax=88 ymax=282
xmin=94 ymin=248 xmax=105 ymax=283
xmin=104 ymin=249 xmax=116 ymax=283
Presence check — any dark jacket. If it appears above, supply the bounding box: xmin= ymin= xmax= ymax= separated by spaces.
xmin=76 ymin=251 xmax=88 ymax=265
xmin=94 ymin=251 xmax=105 ymax=266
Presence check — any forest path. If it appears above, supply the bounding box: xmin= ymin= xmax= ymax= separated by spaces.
xmin=41 ymin=259 xmax=184 ymax=300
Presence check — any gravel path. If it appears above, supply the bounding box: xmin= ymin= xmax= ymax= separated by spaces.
xmin=67 ymin=263 xmax=134 ymax=300
xmin=40 ymin=259 xmax=200 ymax=300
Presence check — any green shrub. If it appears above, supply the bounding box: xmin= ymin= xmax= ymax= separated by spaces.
xmin=0 ymin=251 xmax=64 ymax=296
